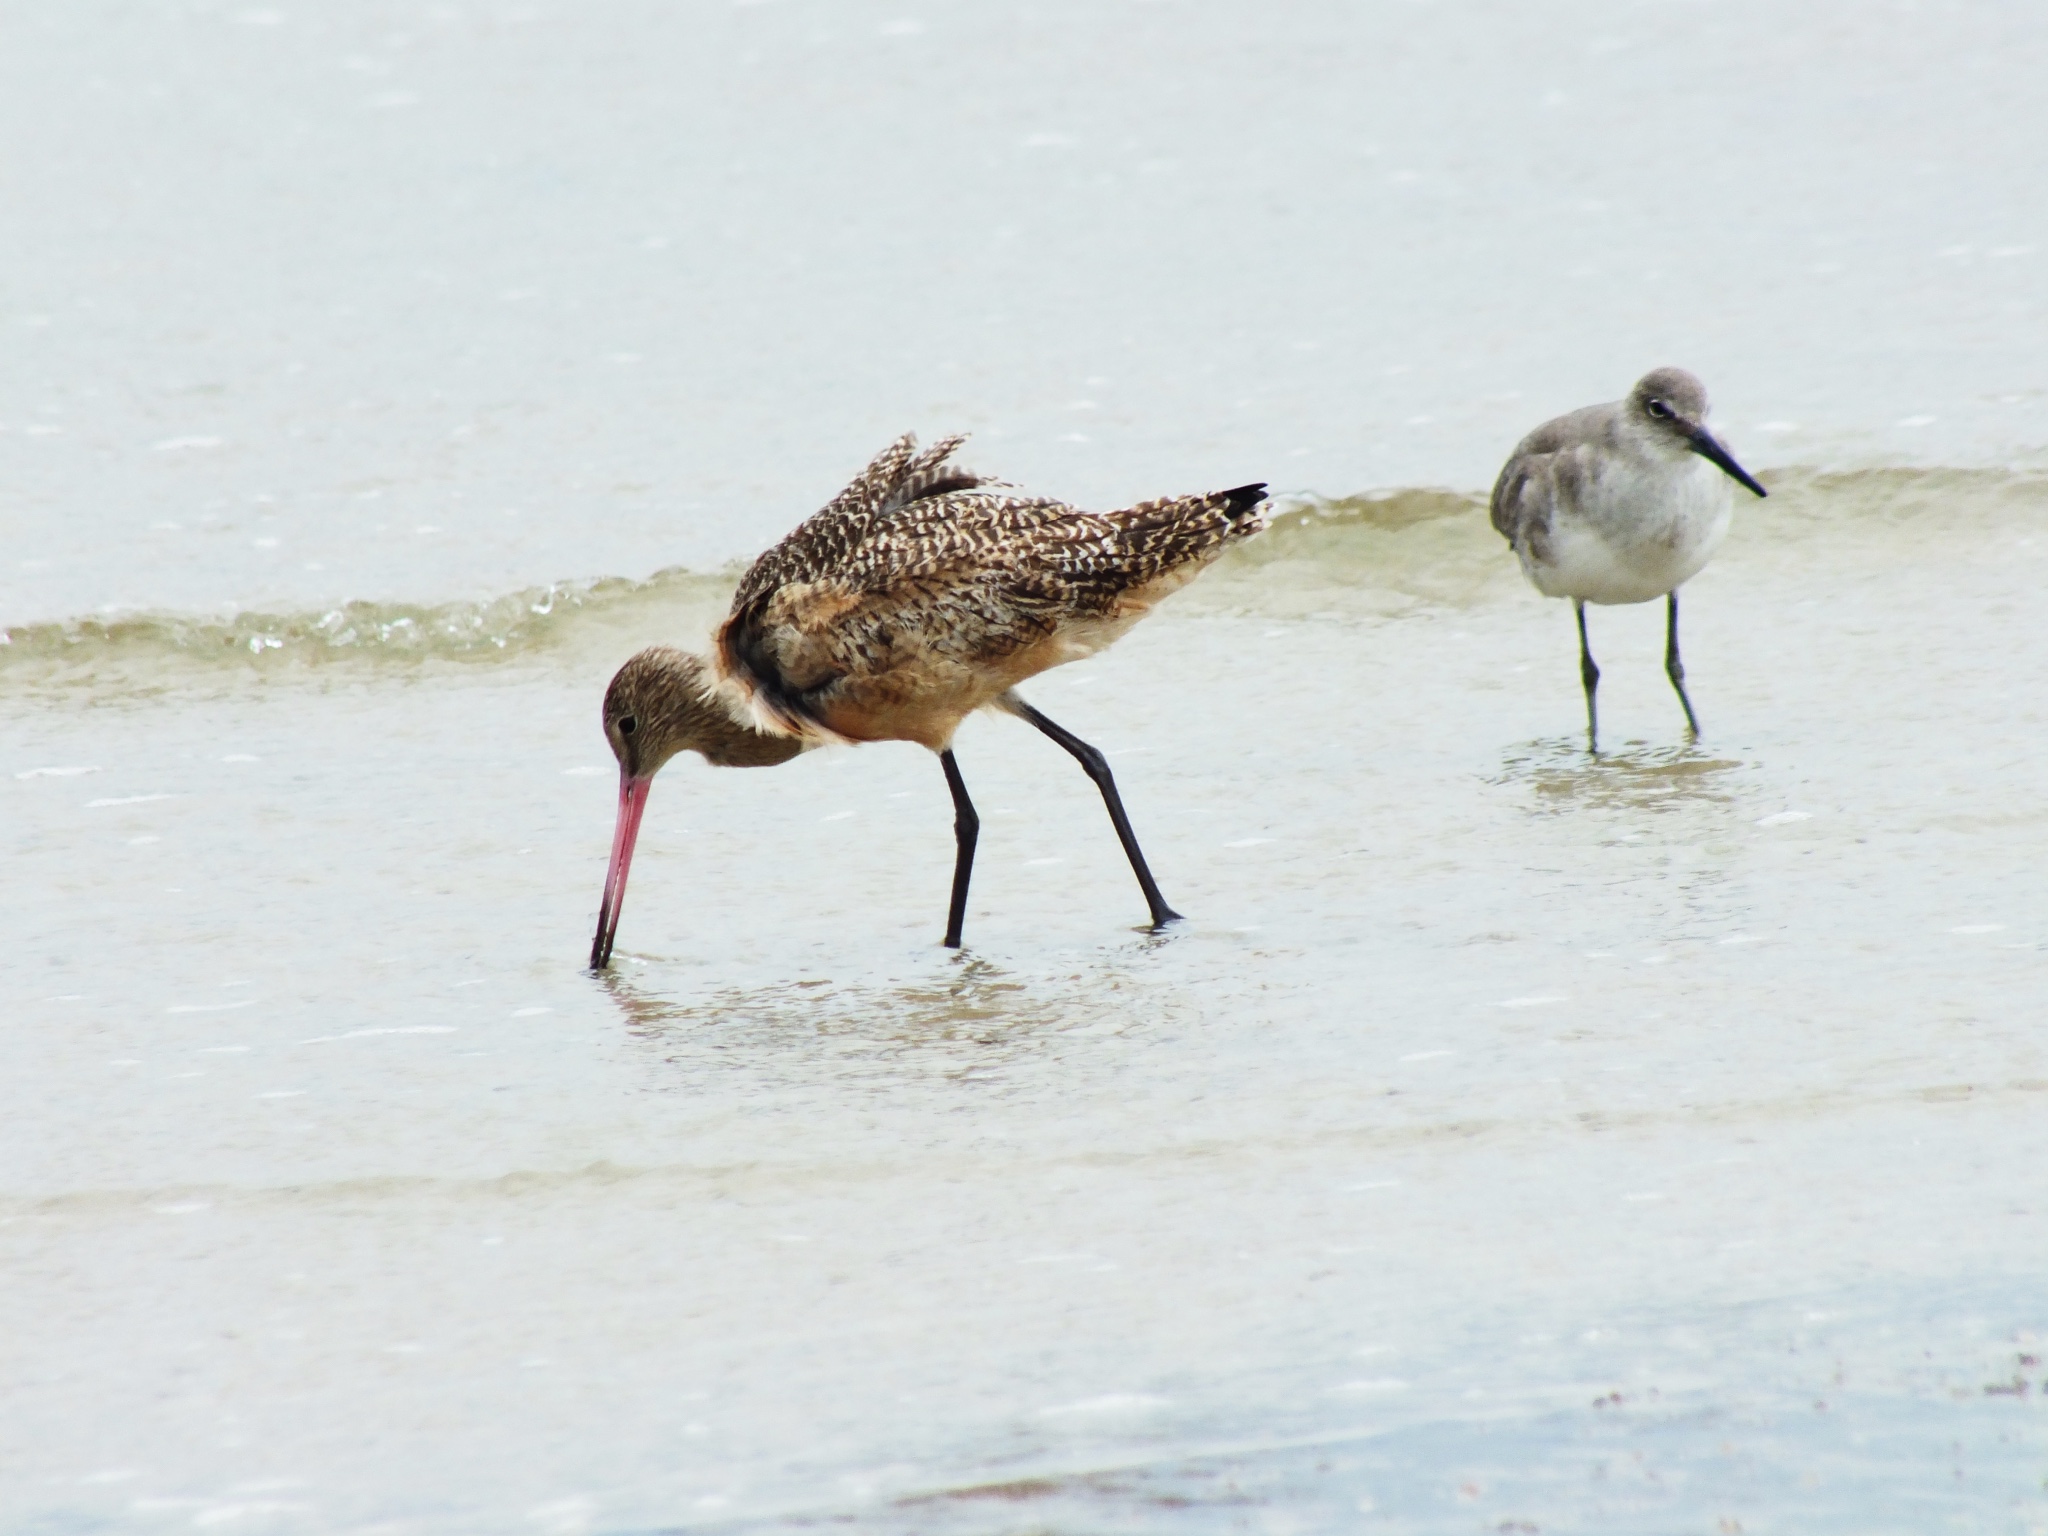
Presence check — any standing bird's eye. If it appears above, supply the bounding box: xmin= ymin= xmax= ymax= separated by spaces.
xmin=618 ymin=716 xmax=638 ymax=736
xmin=1645 ymin=398 xmax=1672 ymax=420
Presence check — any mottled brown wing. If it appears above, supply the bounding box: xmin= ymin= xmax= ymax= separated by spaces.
xmin=724 ymin=482 xmax=1265 ymax=733
xmin=726 ymin=432 xmax=987 ymax=617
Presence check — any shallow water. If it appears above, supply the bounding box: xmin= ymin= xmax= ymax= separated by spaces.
xmin=8 ymin=472 xmax=2048 ymax=1531
xmin=6 ymin=2 xmax=2048 ymax=1532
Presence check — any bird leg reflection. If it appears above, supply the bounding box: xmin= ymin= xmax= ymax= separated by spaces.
xmin=939 ymin=748 xmax=980 ymax=948
xmin=1666 ymin=590 xmax=1701 ymax=738
xmin=1007 ymin=697 xmax=1183 ymax=930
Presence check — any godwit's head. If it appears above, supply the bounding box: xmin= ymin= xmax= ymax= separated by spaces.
xmin=589 ymin=646 xmax=802 ymax=970
xmin=1627 ymin=367 xmax=1767 ymax=498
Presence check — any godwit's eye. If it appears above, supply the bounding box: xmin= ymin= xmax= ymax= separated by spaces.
xmin=618 ymin=715 xmax=638 ymax=736
xmin=1645 ymin=398 xmax=1672 ymax=420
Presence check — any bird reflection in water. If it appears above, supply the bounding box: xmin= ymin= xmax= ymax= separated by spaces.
xmin=1496 ymin=740 xmax=1746 ymax=817
xmin=594 ymin=952 xmax=1125 ymax=1074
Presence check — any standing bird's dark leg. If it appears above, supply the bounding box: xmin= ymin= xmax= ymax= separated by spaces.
xmin=1006 ymin=699 xmax=1182 ymax=929
xmin=1665 ymin=590 xmax=1701 ymax=739
xmin=939 ymin=749 xmax=980 ymax=948
xmin=1575 ymin=599 xmax=1602 ymax=755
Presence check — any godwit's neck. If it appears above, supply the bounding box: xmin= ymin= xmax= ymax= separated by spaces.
xmin=692 ymin=667 xmax=808 ymax=767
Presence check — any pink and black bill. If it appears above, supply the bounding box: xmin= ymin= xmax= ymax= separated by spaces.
xmin=589 ymin=771 xmax=653 ymax=970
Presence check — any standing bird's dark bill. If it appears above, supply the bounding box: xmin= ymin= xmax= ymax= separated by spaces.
xmin=1687 ymin=428 xmax=1769 ymax=499
xmin=590 ymin=772 xmax=653 ymax=970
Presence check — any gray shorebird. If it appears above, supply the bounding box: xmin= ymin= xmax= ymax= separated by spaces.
xmin=589 ymin=433 xmax=1267 ymax=968
xmin=1489 ymin=367 xmax=1767 ymax=752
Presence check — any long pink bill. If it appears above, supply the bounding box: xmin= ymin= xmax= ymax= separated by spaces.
xmin=590 ymin=772 xmax=653 ymax=970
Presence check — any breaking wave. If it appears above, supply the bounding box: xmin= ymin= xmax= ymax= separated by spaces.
xmin=3 ymin=467 xmax=2040 ymax=688
xmin=0 ymin=567 xmax=739 ymax=685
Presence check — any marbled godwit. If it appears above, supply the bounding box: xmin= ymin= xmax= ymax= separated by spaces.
xmin=1490 ymin=367 xmax=1767 ymax=753
xmin=589 ymin=433 xmax=1266 ymax=968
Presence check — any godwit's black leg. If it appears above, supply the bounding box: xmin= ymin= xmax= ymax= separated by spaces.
xmin=1575 ymin=599 xmax=1602 ymax=756
xmin=1665 ymin=590 xmax=1701 ymax=738
xmin=1007 ymin=699 xmax=1182 ymax=929
xmin=939 ymin=749 xmax=980 ymax=948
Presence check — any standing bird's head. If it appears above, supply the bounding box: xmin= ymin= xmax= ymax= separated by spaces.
xmin=590 ymin=646 xmax=803 ymax=971
xmin=1627 ymin=367 xmax=1769 ymax=499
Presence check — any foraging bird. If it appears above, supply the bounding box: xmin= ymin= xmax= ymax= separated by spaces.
xmin=590 ymin=433 xmax=1267 ymax=968
xmin=1489 ymin=367 xmax=1768 ymax=752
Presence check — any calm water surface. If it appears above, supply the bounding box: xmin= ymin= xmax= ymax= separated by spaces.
xmin=3 ymin=2 xmax=2047 ymax=1532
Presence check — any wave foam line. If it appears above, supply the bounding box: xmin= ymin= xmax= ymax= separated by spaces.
xmin=0 ymin=566 xmax=736 ymax=677
xmin=3 ymin=467 xmax=2040 ymax=683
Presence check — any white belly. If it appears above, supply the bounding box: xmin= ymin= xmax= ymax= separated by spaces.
xmin=1521 ymin=454 xmax=1733 ymax=605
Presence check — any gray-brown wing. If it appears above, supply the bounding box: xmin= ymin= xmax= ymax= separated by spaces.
xmin=1490 ymin=452 xmax=1538 ymax=545
xmin=1490 ymin=403 xmax=1614 ymax=552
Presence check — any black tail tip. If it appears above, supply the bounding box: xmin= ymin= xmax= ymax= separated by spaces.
xmin=1221 ymin=482 xmax=1268 ymax=519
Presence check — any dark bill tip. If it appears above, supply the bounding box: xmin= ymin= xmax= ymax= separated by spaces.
xmin=590 ymin=874 xmax=625 ymax=971
xmin=589 ymin=773 xmax=652 ymax=972
xmin=1688 ymin=428 xmax=1769 ymax=498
